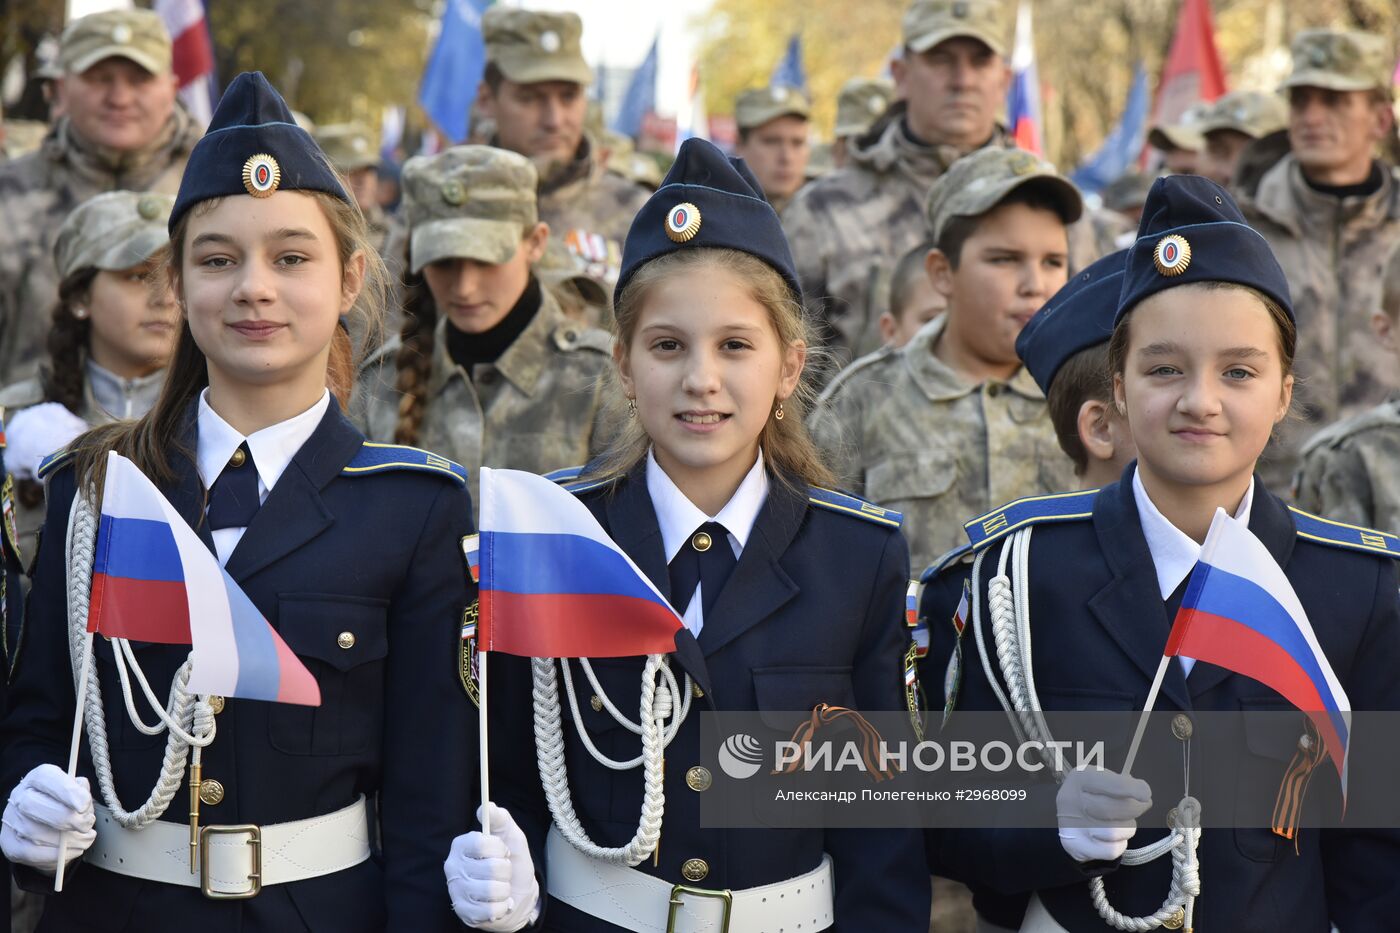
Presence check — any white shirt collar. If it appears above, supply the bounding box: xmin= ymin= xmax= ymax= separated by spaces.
xmin=1133 ymin=468 xmax=1255 ymax=600
xmin=196 ymin=388 xmax=331 ymax=494
xmin=646 ymin=448 xmax=769 ymax=563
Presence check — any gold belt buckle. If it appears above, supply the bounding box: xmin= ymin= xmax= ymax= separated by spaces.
xmin=199 ymin=823 xmax=262 ymax=899
xmin=667 ymin=883 xmax=733 ymax=933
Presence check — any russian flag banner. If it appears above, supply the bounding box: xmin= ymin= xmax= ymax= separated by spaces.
xmin=91 ymin=453 xmax=320 ymax=706
xmin=476 ymin=468 xmax=683 ymax=658
xmin=1165 ymin=508 xmax=1350 ymax=791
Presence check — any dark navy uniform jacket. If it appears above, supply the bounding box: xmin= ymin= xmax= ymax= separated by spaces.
xmin=921 ymin=465 xmax=1400 ymax=932
xmin=0 ymin=398 xmax=477 ymax=933
xmin=492 ymin=465 xmax=931 ymax=932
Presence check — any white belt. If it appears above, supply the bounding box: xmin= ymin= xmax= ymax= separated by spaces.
xmin=546 ymin=825 xmax=834 ymax=933
xmin=85 ymin=796 xmax=371 ymax=899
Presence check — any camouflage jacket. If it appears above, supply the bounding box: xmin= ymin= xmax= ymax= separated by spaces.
xmin=354 ymin=287 xmax=614 ymax=516
xmin=809 ymin=315 xmax=1075 ymax=574
xmin=1240 ymin=155 xmax=1400 ymax=488
xmin=782 ymin=108 xmax=1012 ymax=363
xmin=537 ymin=134 xmax=650 ymax=303
xmin=1293 ymin=393 xmax=1400 ymax=535
xmin=0 ymin=111 xmax=199 ymax=384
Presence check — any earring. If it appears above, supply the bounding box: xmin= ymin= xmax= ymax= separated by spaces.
xmin=627 ymin=398 xmax=637 ymax=416
xmin=73 ymin=307 xmax=88 ymax=319
xmin=774 ymin=400 xmax=785 ymax=421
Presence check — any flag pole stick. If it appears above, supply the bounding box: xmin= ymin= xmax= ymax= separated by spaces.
xmin=479 ymin=649 xmax=490 ymax=836
xmin=54 ymin=630 xmax=95 ymax=892
xmin=1122 ymin=654 xmax=1172 ymax=776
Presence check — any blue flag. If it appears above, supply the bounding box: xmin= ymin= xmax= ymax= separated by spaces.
xmin=1071 ymin=65 xmax=1149 ymax=195
xmin=419 ymin=0 xmax=491 ymax=144
xmin=771 ymin=35 xmax=807 ymax=94
xmin=612 ymin=34 xmax=659 ymax=139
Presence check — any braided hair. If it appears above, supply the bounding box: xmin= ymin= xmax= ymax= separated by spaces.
xmin=392 ymin=275 xmax=437 ymax=447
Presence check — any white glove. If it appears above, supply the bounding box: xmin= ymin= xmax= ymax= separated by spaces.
xmin=445 ymin=803 xmax=540 ymax=932
xmin=6 ymin=403 xmax=89 ymax=480
xmin=1056 ymin=767 xmax=1153 ymax=863
xmin=1 ymin=764 xmax=97 ymax=873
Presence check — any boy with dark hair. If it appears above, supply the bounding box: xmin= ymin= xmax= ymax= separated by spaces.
xmin=1017 ymin=249 xmax=1137 ymax=489
xmin=878 ymin=240 xmax=946 ymax=348
xmin=811 ymin=146 xmax=1082 ymax=572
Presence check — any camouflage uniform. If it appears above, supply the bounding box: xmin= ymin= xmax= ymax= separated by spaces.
xmin=315 ymin=121 xmax=396 ymax=255
xmin=483 ymin=8 xmax=649 ymax=303
xmin=734 ymin=85 xmax=811 ymax=215
xmin=783 ymin=0 xmax=1014 ymax=362
xmin=0 ymin=10 xmax=195 ymax=384
xmin=834 ymin=77 xmax=894 ymax=141
xmin=811 ymin=315 xmax=1073 ymax=574
xmin=1293 ymin=394 xmax=1400 ymax=535
xmin=1238 ymin=30 xmax=1400 ymax=488
xmin=354 ymin=145 xmax=614 ymax=516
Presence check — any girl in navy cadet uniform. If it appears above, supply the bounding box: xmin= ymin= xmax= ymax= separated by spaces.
xmin=0 ymin=73 xmax=476 ymax=933
xmin=443 ymin=138 xmax=931 ymax=932
xmin=922 ymin=175 xmax=1400 ymax=932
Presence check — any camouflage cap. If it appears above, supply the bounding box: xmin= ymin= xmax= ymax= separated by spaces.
xmin=483 ymin=8 xmax=592 ymax=86
xmin=1099 ymin=171 xmax=1153 ymax=215
xmin=1198 ymin=90 xmax=1288 ymax=139
xmin=1282 ymin=29 xmax=1394 ymax=95
xmin=925 ymin=147 xmax=1082 ymax=244
xmin=834 ymin=77 xmax=895 ymax=137
xmin=60 ymin=9 xmax=171 ymax=76
xmin=53 ymin=191 xmax=173 ymax=280
xmin=402 ymin=145 xmax=539 ymax=274
xmin=735 ymin=86 xmax=811 ymax=131
xmin=315 ymin=122 xmax=380 ymax=173
xmin=903 ymin=0 xmax=1008 ymax=57
xmin=1147 ymin=101 xmax=1210 ymax=153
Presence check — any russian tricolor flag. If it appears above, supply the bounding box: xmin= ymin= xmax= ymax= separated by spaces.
xmin=155 ymin=0 xmax=217 ymax=125
xmin=1165 ymin=509 xmax=1350 ymax=793
xmin=1006 ymin=0 xmax=1043 ymax=156
xmin=475 ymin=468 xmax=683 ymax=658
xmin=90 ymin=452 xmax=319 ymax=706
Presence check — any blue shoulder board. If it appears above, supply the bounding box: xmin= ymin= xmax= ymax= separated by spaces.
xmin=963 ymin=488 xmax=1099 ymax=550
xmin=1289 ymin=507 xmax=1400 ymax=560
xmin=545 ymin=463 xmax=620 ymax=495
xmin=543 ymin=465 xmax=585 ymax=484
xmin=342 ymin=443 xmax=467 ymax=487
xmin=37 ymin=448 xmax=76 ymax=480
xmin=921 ymin=542 xmax=973 ymax=583
xmin=807 ymin=487 xmax=902 ymax=528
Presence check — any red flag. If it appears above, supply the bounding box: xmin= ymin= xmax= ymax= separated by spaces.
xmin=1152 ymin=0 xmax=1228 ymax=129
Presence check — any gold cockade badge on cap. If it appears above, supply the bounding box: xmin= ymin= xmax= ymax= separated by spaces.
xmin=1153 ymin=234 xmax=1192 ymax=277
xmin=665 ymin=202 xmax=702 ymax=243
xmin=242 ymin=154 xmax=282 ymax=198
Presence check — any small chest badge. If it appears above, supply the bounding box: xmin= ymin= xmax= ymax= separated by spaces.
xmin=242 ymin=153 xmax=282 ymax=198
xmin=1153 ymin=234 xmax=1191 ymax=277
xmin=665 ymin=202 xmax=702 ymax=243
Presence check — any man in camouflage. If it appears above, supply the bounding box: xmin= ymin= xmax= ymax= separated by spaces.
xmin=1146 ymin=102 xmax=1208 ymax=176
xmin=0 ymin=9 xmax=197 ymax=384
xmin=783 ymin=0 xmax=1014 ymax=362
xmin=315 ymin=122 xmax=395 ymax=253
xmin=477 ymin=7 xmax=648 ymax=303
xmin=1197 ymin=90 xmax=1288 ymax=187
xmin=354 ymin=145 xmax=613 ymax=517
xmin=831 ymin=77 xmax=894 ymax=169
xmin=732 ymin=86 xmax=812 ymax=215
xmin=1239 ymin=28 xmax=1400 ymax=489
xmin=810 ymin=146 xmax=1079 ymax=576
xmin=1293 ymin=240 xmax=1400 ymax=535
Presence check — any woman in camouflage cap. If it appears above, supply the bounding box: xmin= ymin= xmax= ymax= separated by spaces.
xmin=356 ymin=144 xmax=613 ymax=517
xmin=0 ymin=189 xmax=177 ymax=561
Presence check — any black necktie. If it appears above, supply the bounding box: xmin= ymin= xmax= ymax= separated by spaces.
xmin=207 ymin=443 xmax=260 ymax=530
xmin=668 ymin=521 xmax=737 ymax=618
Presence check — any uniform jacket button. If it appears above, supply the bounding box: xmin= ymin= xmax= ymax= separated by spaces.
xmin=207 ymin=695 xmax=225 ymax=714
xmin=198 ymin=779 xmax=225 ymax=805
xmin=685 ymin=766 xmax=712 ymax=792
xmin=681 ymin=858 xmax=708 ymax=882
xmin=337 ymin=631 xmax=356 ymax=649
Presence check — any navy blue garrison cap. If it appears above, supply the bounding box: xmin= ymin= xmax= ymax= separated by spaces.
xmin=1117 ymin=174 xmax=1291 ymax=324
xmin=1016 ymin=249 xmax=1127 ymax=395
xmin=615 ymin=138 xmax=800 ymax=309
xmin=170 ymin=72 xmax=350 ymax=234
